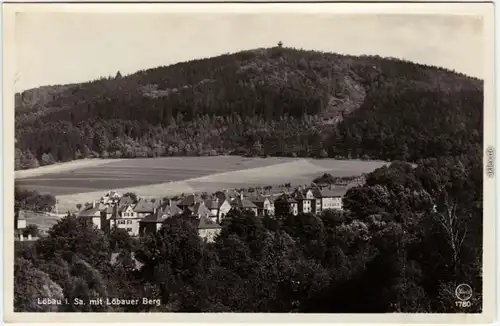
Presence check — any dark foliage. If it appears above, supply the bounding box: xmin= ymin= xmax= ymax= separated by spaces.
xmin=15 ymin=187 xmax=56 ymax=212
xmin=15 ymin=47 xmax=482 ymax=169
xmin=14 ymin=156 xmax=483 ymax=313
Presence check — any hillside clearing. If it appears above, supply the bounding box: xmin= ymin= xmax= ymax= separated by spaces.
xmin=15 ymin=159 xmax=126 ymax=179
xmin=30 ymin=157 xmax=389 ymax=213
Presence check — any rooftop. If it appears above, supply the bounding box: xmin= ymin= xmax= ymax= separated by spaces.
xmin=198 ymin=217 xmax=221 ymax=230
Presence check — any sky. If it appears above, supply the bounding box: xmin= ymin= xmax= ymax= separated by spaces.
xmin=15 ymin=12 xmax=484 ymax=92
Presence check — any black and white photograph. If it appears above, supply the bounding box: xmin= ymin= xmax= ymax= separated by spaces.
xmin=3 ymin=2 xmax=496 ymax=323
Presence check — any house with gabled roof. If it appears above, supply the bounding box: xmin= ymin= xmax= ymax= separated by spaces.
xmin=178 ymin=194 xmax=203 ymax=211
xmin=204 ymin=198 xmax=220 ymax=219
xmin=134 ymin=198 xmax=159 ymax=218
xmin=274 ymin=194 xmax=299 ymax=216
xmin=197 ymin=217 xmax=222 ymax=243
xmin=107 ymin=201 xmax=141 ymax=236
xmin=230 ymin=193 xmax=258 ymax=216
xmin=189 ymin=202 xmax=212 ymax=219
xmin=204 ymin=196 xmax=232 ymax=222
xmin=162 ymin=201 xmax=184 ymax=217
xmin=15 ymin=209 xmax=27 ymax=231
xmin=78 ymin=203 xmax=103 ymax=229
xmin=311 ymin=187 xmax=347 ymax=212
xmin=139 ymin=203 xmax=184 ymax=235
xmin=14 ymin=209 xmax=28 ymax=241
xmin=293 ymin=188 xmax=316 ymax=214
xmin=249 ymin=194 xmax=274 ymax=216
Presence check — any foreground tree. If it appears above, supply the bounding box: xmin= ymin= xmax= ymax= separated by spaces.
xmin=14 ymin=258 xmax=65 ymax=312
xmin=35 ymin=214 xmax=110 ymax=271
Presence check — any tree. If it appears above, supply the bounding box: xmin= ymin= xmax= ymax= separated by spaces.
xmin=76 ymin=204 xmax=82 ymax=211
xmin=23 ymin=150 xmax=39 ymax=169
xmin=123 ymin=192 xmax=138 ymax=204
xmin=107 ymin=227 xmax=135 ymax=252
xmin=24 ymin=224 xmax=40 ymax=238
xmin=41 ymin=153 xmax=55 ymax=166
xmin=14 ymin=258 xmax=65 ymax=312
xmin=135 ymin=217 xmax=204 ymax=304
xmin=35 ymin=214 xmax=110 ymax=270
xmin=15 ymin=149 xmax=25 ymax=170
xmin=319 ymin=149 xmax=328 ymax=159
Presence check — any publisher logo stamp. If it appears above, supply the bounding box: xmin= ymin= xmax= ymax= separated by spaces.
xmin=454 ymin=284 xmax=473 ymax=308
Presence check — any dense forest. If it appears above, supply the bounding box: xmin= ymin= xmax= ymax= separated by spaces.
xmin=15 ymin=47 xmax=483 ymax=169
xmin=14 ymin=157 xmax=483 ymax=312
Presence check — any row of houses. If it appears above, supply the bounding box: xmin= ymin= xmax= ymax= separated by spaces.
xmin=73 ymin=185 xmax=348 ymax=242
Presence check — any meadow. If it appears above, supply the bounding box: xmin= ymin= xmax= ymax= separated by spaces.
xmin=15 ymin=156 xmax=388 ymax=213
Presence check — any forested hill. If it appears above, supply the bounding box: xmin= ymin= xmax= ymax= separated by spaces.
xmin=15 ymin=47 xmax=483 ymax=170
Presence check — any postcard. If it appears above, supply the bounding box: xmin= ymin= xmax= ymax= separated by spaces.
xmin=2 ymin=2 xmax=496 ymax=324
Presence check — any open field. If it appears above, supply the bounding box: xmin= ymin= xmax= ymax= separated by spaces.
xmin=15 ymin=158 xmax=126 ymax=179
xmin=15 ymin=156 xmax=388 ymax=213
xmin=16 ymin=156 xmax=298 ymax=195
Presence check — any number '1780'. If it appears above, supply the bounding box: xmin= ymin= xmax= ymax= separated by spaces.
xmin=455 ymin=301 xmax=471 ymax=308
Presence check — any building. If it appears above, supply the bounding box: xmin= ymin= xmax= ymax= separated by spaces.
xmin=103 ymin=205 xmax=115 ymax=221
xmin=178 ymin=194 xmax=202 ymax=211
xmin=214 ymin=193 xmax=234 ymax=220
xmin=312 ymin=187 xmax=347 ymax=212
xmin=14 ymin=209 xmax=29 ymax=241
xmin=205 ymin=197 xmax=232 ymax=222
xmin=197 ymin=217 xmax=222 ymax=243
xmin=204 ymin=198 xmax=221 ymax=221
xmin=293 ymin=188 xmax=316 ymax=214
xmin=230 ymin=194 xmax=259 ymax=216
xmin=109 ymin=202 xmax=141 ymax=236
xmin=78 ymin=202 xmax=103 ymax=229
xmin=139 ymin=203 xmax=183 ymax=235
xmin=161 ymin=202 xmax=184 ymax=218
xmin=249 ymin=195 xmax=275 ymax=216
xmin=139 ymin=212 xmax=164 ymax=235
xmin=134 ymin=199 xmax=159 ymax=218
xmin=15 ymin=209 xmax=27 ymax=230
xmin=274 ymin=194 xmax=299 ymax=216
xmin=189 ymin=202 xmax=212 ymax=219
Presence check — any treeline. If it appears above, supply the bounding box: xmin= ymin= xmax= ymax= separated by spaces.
xmin=313 ymin=173 xmax=365 ymax=186
xmin=15 ymin=47 xmax=483 ymax=169
xmin=14 ymin=156 xmax=482 ymax=313
xmin=15 ymin=114 xmax=330 ymax=169
xmin=15 ymin=187 xmax=56 ymax=213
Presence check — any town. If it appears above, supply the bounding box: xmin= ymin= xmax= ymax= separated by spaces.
xmin=14 ymin=175 xmax=365 ymax=243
